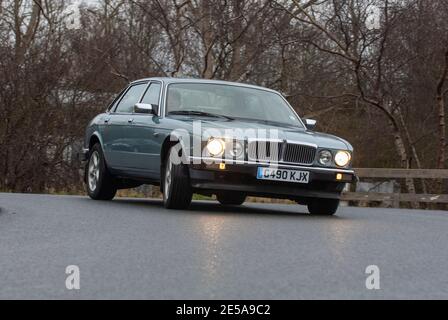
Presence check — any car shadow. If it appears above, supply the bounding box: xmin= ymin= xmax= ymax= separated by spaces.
xmin=109 ymin=198 xmax=343 ymax=219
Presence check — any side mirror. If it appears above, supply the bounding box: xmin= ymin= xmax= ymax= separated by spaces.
xmin=134 ymin=103 xmax=156 ymax=114
xmin=304 ymin=119 xmax=317 ymax=130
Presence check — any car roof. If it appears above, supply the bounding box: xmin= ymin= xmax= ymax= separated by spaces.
xmin=131 ymin=77 xmax=278 ymax=93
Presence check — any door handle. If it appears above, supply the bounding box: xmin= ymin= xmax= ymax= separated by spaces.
xmin=128 ymin=118 xmax=134 ymax=124
xmin=104 ymin=118 xmax=110 ymax=124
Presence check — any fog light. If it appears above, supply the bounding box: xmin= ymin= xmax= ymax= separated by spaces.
xmin=336 ymin=173 xmax=343 ymax=180
xmin=219 ymin=163 xmax=226 ymax=170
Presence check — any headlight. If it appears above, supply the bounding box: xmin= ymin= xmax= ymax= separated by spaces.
xmin=334 ymin=151 xmax=351 ymax=167
xmin=206 ymin=138 xmax=225 ymax=157
xmin=319 ymin=150 xmax=332 ymax=166
xmin=229 ymin=141 xmax=243 ymax=158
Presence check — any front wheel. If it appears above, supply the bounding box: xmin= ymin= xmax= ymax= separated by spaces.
xmin=163 ymin=146 xmax=192 ymax=209
xmin=307 ymin=198 xmax=339 ymax=216
xmin=86 ymin=143 xmax=117 ymax=200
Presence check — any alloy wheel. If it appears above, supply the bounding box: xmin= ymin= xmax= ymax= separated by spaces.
xmin=164 ymin=158 xmax=173 ymax=199
xmin=88 ymin=151 xmax=100 ymax=192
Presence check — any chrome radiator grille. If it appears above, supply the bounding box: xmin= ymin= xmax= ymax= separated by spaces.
xmin=283 ymin=143 xmax=316 ymax=164
xmin=247 ymin=141 xmax=316 ymax=165
xmin=247 ymin=141 xmax=282 ymax=162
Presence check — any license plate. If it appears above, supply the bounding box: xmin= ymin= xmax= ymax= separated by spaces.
xmin=256 ymin=167 xmax=310 ymax=184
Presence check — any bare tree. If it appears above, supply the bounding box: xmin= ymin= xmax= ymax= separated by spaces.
xmin=273 ymin=0 xmax=431 ymax=205
xmin=0 ymin=0 xmax=447 ymax=204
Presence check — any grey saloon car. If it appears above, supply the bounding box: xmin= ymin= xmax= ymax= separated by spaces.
xmin=82 ymin=77 xmax=355 ymax=215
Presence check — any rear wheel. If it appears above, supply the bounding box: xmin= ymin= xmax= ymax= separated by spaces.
xmin=307 ymin=198 xmax=339 ymax=216
xmin=86 ymin=143 xmax=117 ymax=200
xmin=163 ymin=146 xmax=192 ymax=209
xmin=217 ymin=192 xmax=246 ymax=205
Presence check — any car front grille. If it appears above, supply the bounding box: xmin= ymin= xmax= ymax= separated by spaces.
xmin=247 ymin=141 xmax=282 ymax=162
xmin=283 ymin=143 xmax=316 ymax=165
xmin=247 ymin=141 xmax=316 ymax=165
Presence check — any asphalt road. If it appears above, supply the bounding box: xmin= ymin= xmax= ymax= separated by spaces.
xmin=0 ymin=192 xmax=447 ymax=299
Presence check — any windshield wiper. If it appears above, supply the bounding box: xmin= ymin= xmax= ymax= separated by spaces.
xmin=167 ymin=110 xmax=234 ymax=120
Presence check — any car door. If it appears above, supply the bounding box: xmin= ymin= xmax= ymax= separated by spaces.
xmin=130 ymin=81 xmax=163 ymax=175
xmin=102 ymin=81 xmax=148 ymax=169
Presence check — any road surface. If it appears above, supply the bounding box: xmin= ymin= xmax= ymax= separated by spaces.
xmin=0 ymin=192 xmax=447 ymax=299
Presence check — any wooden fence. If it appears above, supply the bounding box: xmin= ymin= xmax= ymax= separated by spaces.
xmin=341 ymin=168 xmax=448 ymax=205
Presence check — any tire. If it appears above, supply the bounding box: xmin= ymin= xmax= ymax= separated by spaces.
xmin=217 ymin=192 xmax=246 ymax=205
xmin=307 ymin=198 xmax=339 ymax=216
xmin=163 ymin=146 xmax=192 ymax=209
xmin=86 ymin=143 xmax=117 ymax=200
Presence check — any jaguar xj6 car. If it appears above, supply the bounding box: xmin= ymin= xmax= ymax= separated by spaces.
xmin=82 ymin=78 xmax=355 ymax=215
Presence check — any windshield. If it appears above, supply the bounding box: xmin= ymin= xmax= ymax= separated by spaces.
xmin=166 ymin=83 xmax=304 ymax=128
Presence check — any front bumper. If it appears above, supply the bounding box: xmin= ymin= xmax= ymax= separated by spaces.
xmin=78 ymin=148 xmax=89 ymax=162
xmin=188 ymin=157 xmax=356 ymax=201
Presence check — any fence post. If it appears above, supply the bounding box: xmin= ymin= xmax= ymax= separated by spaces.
xmin=393 ymin=193 xmax=400 ymax=208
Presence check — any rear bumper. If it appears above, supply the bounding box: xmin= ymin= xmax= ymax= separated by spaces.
xmin=188 ymin=158 xmax=356 ymax=201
